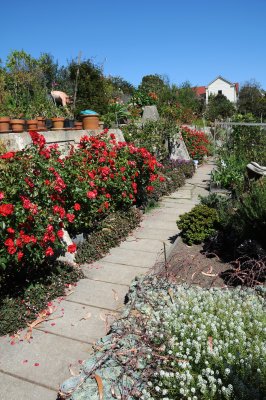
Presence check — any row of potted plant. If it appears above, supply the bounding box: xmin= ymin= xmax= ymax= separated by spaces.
xmin=0 ymin=115 xmax=102 ymax=133
xmin=0 ymin=117 xmax=84 ymax=133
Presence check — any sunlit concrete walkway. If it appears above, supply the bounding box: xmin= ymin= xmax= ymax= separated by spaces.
xmin=0 ymin=161 xmax=214 ymax=400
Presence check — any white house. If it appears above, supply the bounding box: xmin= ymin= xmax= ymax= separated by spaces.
xmin=206 ymin=76 xmax=239 ymax=104
xmin=194 ymin=76 xmax=239 ymax=104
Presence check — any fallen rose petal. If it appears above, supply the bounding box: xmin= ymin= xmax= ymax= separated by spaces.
xmin=51 ymin=323 xmax=56 ymax=326
xmin=34 ymin=363 xmax=40 ymax=366
xmin=22 ymin=360 xmax=28 ymax=364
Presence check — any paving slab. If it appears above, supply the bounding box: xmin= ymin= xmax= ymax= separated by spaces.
xmin=141 ymin=219 xmax=178 ymax=231
xmin=101 ymin=247 xmax=159 ymax=268
xmin=82 ymin=261 xmax=148 ymax=285
xmin=0 ymin=372 xmax=56 ymax=400
xmin=36 ymin=300 xmax=114 ymax=344
xmin=166 ymin=190 xmax=192 ymax=199
xmin=66 ymin=279 xmax=129 ymax=310
xmin=156 ymin=205 xmax=193 ymax=215
xmin=117 ymin=237 xmax=170 ymax=253
xmin=159 ymin=200 xmax=199 ymax=208
xmin=143 ymin=210 xmax=181 ymax=222
xmin=134 ymin=227 xmax=178 ymax=241
xmin=0 ymin=330 xmax=92 ymax=391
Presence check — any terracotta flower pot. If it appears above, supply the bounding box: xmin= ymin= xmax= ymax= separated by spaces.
xmin=74 ymin=121 xmax=83 ymax=130
xmin=10 ymin=119 xmax=25 ymax=133
xmin=37 ymin=117 xmax=46 ymax=131
xmin=51 ymin=117 xmax=65 ymax=129
xmin=82 ymin=115 xmax=99 ymax=130
xmin=0 ymin=117 xmax=10 ymax=133
xmin=27 ymin=119 xmax=38 ymax=131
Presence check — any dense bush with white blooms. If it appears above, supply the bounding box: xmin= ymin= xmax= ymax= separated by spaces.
xmin=146 ymin=286 xmax=266 ymax=400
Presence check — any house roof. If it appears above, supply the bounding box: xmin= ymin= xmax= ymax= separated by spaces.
xmin=208 ymin=75 xmax=239 ymax=92
xmin=193 ymin=86 xmax=206 ymax=96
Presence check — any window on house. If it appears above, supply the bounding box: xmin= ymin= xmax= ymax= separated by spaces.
xmin=218 ymin=90 xmax=222 ymax=94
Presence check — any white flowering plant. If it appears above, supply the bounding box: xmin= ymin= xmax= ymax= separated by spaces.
xmin=145 ymin=286 xmax=266 ymax=400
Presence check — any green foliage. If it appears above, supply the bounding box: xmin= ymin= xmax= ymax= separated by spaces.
xmin=213 ymin=114 xmax=266 ymax=191
xmin=177 ymin=204 xmax=219 ymax=245
xmin=75 ymin=208 xmax=141 ymax=264
xmin=238 ymin=80 xmax=266 ymax=120
xmin=206 ymin=93 xmax=235 ymax=121
xmin=102 ymin=103 xmax=130 ymax=128
xmin=230 ymin=114 xmax=266 ymax=165
xmin=0 ymin=261 xmax=83 ymax=335
xmin=144 ymin=160 xmax=195 ymax=209
xmin=68 ymin=59 xmax=109 ymax=115
xmin=138 ymin=74 xmax=168 ymax=95
xmin=237 ymin=180 xmax=266 ymax=244
xmin=107 ymin=75 xmax=135 ymax=96
xmin=212 ymin=155 xmax=246 ymax=192
xmin=122 ymin=119 xmax=179 ymax=161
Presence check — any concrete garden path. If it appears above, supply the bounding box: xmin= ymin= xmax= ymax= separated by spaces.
xmin=0 ymin=161 xmax=214 ymax=400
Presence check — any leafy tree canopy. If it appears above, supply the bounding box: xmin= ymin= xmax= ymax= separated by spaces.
xmin=238 ymin=80 xmax=266 ymax=120
xmin=206 ymin=93 xmax=235 ymax=121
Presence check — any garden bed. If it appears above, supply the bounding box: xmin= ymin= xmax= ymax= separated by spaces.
xmin=59 ymin=271 xmax=266 ymax=400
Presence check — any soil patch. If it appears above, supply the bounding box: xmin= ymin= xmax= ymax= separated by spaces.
xmin=155 ymin=237 xmax=231 ymax=288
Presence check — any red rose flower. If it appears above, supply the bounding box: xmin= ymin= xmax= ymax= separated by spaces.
xmin=5 ymin=238 xmax=14 ymax=247
xmin=0 ymin=203 xmax=14 ymax=216
xmin=7 ymin=246 xmax=16 ymax=255
xmin=66 ymin=213 xmax=75 ymax=223
xmin=17 ymin=251 xmax=24 ymax=262
xmin=87 ymin=191 xmax=97 ymax=199
xmin=57 ymin=230 xmax=64 ymax=238
xmin=67 ymin=243 xmax=76 ymax=253
xmin=45 ymin=247 xmax=54 ymax=257
xmin=0 ymin=151 xmax=15 ymax=159
xmin=73 ymin=203 xmax=81 ymax=211
xmin=7 ymin=227 xmax=15 ymax=234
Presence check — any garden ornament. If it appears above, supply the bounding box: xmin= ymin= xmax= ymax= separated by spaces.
xmin=246 ymin=162 xmax=266 ymax=178
xmin=51 ymin=91 xmax=73 ymax=107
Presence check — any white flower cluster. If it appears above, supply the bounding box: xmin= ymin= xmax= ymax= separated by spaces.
xmin=143 ymin=286 xmax=265 ymax=400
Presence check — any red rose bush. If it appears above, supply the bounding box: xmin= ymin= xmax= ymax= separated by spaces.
xmin=0 ymin=130 xmax=162 ymax=270
xmin=180 ymin=126 xmax=210 ymax=161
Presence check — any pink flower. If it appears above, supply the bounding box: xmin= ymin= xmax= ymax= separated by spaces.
xmin=87 ymin=191 xmax=97 ymax=199
xmin=0 ymin=192 xmax=4 ymax=200
xmin=66 ymin=213 xmax=75 ymax=223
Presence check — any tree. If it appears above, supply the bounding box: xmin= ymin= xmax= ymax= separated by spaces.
xmin=238 ymin=80 xmax=266 ymax=120
xmin=107 ymin=76 xmax=135 ymax=96
xmin=37 ymin=53 xmax=58 ymax=89
xmin=206 ymin=93 xmax=235 ymax=121
xmin=138 ymin=74 xmax=168 ymax=95
xmin=68 ymin=58 xmax=109 ymax=115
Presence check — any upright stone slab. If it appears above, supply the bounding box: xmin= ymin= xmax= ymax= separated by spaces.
xmin=142 ymin=106 xmax=159 ymax=122
xmin=170 ymin=133 xmax=190 ymax=160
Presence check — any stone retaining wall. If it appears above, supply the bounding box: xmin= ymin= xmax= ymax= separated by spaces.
xmin=0 ymin=129 xmax=125 ymax=153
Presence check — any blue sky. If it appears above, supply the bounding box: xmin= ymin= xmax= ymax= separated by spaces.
xmin=1 ymin=0 xmax=266 ymax=88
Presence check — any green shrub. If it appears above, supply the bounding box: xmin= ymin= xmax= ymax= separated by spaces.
xmin=0 ymin=261 xmax=83 ymax=335
xmin=75 ymin=208 xmax=142 ymax=264
xmin=177 ymin=204 xmax=219 ymax=245
xmin=237 ymin=180 xmax=266 ymax=245
xmin=122 ymin=119 xmax=179 ymax=161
